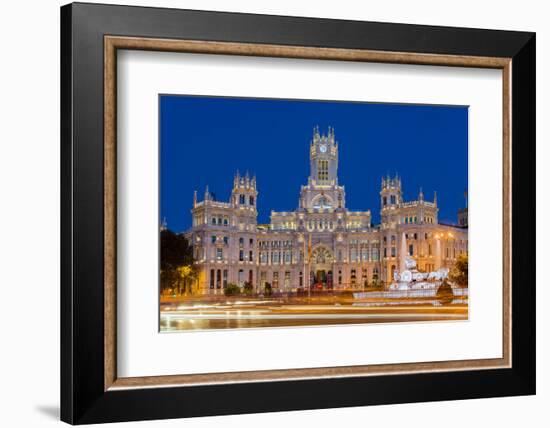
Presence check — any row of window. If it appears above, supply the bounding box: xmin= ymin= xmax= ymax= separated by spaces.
xmin=350 ymin=267 xmax=380 ymax=285
xmin=238 ymin=194 xmax=255 ymax=205
xmin=211 ymin=235 xmax=230 ymax=244
xmin=210 ymin=216 xmax=258 ymax=227
xmin=204 ymin=244 xmax=464 ymax=263
xmin=211 ymin=216 xmax=229 ymax=226
xmin=260 ymin=270 xmax=293 ymax=288
xmin=209 ymin=269 xmax=228 ymax=288
xmin=382 ymin=195 xmax=398 ymax=206
xmin=349 ymin=248 xmax=381 ymax=262
xmin=210 ymin=236 xmax=254 ymax=246
xmin=209 ymin=248 xmax=256 ymax=262
xmin=379 ymin=244 xmax=466 ymax=259
xmin=272 ymin=222 xmax=296 ymax=231
xmin=382 ymin=233 xmax=425 ymax=243
xmin=257 ymin=267 xmax=381 ymax=288
xmin=306 ymin=218 xmax=342 ymax=230
xmin=258 ymin=248 xmax=383 ymax=264
xmin=273 ymin=216 xmax=371 ymax=231
xmin=209 ymin=265 xmax=392 ymax=289
xmin=239 ymin=250 xmax=254 ymax=262
xmin=403 ymin=216 xmax=435 ymax=224
xmin=259 ymin=251 xmax=293 ymax=264
xmin=259 ymin=240 xmax=293 ymax=248
xmin=209 ymin=268 xmax=253 ymax=288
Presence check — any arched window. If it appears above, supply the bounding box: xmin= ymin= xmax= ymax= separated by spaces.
xmin=318 ymin=159 xmax=329 ymax=181
xmin=312 ymin=247 xmax=333 ymax=264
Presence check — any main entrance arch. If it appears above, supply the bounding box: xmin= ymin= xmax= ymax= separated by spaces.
xmin=310 ymin=245 xmax=334 ymax=289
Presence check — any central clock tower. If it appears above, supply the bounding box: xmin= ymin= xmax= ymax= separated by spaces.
xmin=309 ymin=126 xmax=338 ymax=186
xmin=298 ymin=126 xmax=346 ymax=212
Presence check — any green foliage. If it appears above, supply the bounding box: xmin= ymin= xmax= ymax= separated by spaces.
xmin=161 ymin=229 xmax=194 ymax=269
xmin=224 ymin=283 xmax=241 ymax=296
xmin=449 ymin=253 xmax=468 ymax=287
xmin=242 ymin=281 xmax=254 ymax=296
xmin=160 ymin=229 xmax=196 ymax=295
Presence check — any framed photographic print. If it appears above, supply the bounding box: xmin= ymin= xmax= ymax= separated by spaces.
xmin=61 ymin=2 xmax=535 ymax=424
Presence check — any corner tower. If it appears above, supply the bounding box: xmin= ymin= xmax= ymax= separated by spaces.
xmin=231 ymin=171 xmax=258 ymax=211
xmin=309 ymin=126 xmax=338 ymax=186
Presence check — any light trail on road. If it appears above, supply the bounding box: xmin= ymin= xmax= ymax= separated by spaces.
xmin=160 ymin=301 xmax=468 ymax=331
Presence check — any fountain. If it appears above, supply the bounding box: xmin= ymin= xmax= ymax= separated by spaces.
xmin=389 ymin=255 xmax=449 ymax=291
xmin=352 ymin=234 xmax=466 ymax=301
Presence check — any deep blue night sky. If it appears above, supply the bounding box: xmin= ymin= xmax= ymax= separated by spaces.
xmin=160 ymin=95 xmax=468 ymax=232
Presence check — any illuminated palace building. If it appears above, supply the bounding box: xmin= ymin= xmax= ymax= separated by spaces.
xmin=188 ymin=127 xmax=468 ymax=293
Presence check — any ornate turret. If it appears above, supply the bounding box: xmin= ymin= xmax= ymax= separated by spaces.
xmin=231 ymin=170 xmax=258 ymax=210
xmin=379 ymin=173 xmax=403 ymax=229
xmin=380 ymin=173 xmax=402 ymax=208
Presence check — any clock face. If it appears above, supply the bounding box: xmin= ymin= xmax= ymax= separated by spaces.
xmin=319 ymin=144 xmax=327 ymax=153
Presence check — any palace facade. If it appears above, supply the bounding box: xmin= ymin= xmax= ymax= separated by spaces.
xmin=187 ymin=127 xmax=468 ymax=294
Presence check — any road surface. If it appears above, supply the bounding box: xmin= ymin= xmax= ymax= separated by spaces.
xmin=160 ymin=296 xmax=468 ymax=331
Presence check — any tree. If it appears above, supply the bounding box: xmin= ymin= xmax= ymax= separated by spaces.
xmin=175 ymin=265 xmax=198 ymax=295
xmin=449 ymin=253 xmax=468 ymax=287
xmin=161 ymin=229 xmax=194 ymax=268
xmin=224 ymin=283 xmax=241 ymax=296
xmin=160 ymin=229 xmax=196 ymax=294
xmin=242 ymin=281 xmax=254 ymax=296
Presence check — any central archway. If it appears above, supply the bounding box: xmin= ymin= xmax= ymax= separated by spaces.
xmin=310 ymin=245 xmax=334 ymax=289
